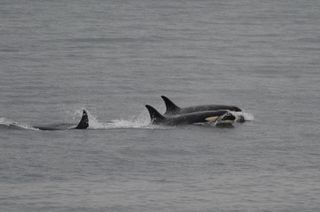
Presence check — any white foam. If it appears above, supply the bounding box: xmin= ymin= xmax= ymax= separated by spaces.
xmin=86 ymin=110 xmax=166 ymax=130
xmin=230 ymin=111 xmax=255 ymax=122
xmin=241 ymin=111 xmax=255 ymax=121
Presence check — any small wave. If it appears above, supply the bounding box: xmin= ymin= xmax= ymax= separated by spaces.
xmin=0 ymin=117 xmax=37 ymax=130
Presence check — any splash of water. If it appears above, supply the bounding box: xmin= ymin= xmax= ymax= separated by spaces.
xmin=230 ymin=111 xmax=255 ymax=122
xmin=86 ymin=110 xmax=165 ymax=130
xmin=241 ymin=111 xmax=255 ymax=121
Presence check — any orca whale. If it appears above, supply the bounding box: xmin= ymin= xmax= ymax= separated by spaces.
xmin=161 ymin=95 xmax=242 ymax=115
xmin=33 ymin=110 xmax=89 ymax=130
xmin=145 ymin=105 xmax=236 ymax=127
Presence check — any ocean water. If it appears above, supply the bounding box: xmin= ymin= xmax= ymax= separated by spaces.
xmin=1 ymin=0 xmax=320 ymax=211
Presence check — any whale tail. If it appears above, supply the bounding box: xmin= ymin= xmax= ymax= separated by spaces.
xmin=161 ymin=96 xmax=181 ymax=115
xmin=145 ymin=105 xmax=165 ymax=124
xmin=75 ymin=110 xmax=89 ymax=129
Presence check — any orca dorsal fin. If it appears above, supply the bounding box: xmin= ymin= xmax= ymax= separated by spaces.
xmin=75 ymin=110 xmax=89 ymax=129
xmin=161 ymin=96 xmax=181 ymax=115
xmin=145 ymin=105 xmax=165 ymax=124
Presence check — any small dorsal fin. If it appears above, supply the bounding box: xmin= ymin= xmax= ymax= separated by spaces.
xmin=75 ymin=110 xmax=89 ymax=129
xmin=161 ymin=96 xmax=181 ymax=115
xmin=145 ymin=105 xmax=165 ymax=124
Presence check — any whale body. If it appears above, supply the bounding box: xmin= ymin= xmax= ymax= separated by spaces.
xmin=145 ymin=105 xmax=236 ymax=127
xmin=33 ymin=110 xmax=89 ymax=130
xmin=161 ymin=96 xmax=242 ymax=115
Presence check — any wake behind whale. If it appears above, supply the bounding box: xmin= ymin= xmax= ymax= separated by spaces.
xmin=0 ymin=117 xmax=36 ymax=130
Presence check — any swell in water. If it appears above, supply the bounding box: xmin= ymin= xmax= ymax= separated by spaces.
xmin=0 ymin=117 xmax=37 ymax=130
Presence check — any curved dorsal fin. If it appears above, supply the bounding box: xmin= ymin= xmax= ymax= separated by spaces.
xmin=161 ymin=96 xmax=181 ymax=115
xmin=145 ymin=105 xmax=165 ymax=124
xmin=75 ymin=110 xmax=89 ymax=129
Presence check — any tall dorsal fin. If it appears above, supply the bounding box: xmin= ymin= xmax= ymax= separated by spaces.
xmin=145 ymin=105 xmax=165 ymax=124
xmin=161 ymin=96 xmax=181 ymax=115
xmin=75 ymin=110 xmax=89 ymax=129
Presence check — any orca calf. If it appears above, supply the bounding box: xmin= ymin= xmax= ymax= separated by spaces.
xmin=33 ymin=110 xmax=89 ymax=130
xmin=161 ymin=96 xmax=242 ymax=115
xmin=145 ymin=105 xmax=236 ymax=127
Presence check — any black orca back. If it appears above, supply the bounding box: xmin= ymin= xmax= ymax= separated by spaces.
xmin=33 ymin=110 xmax=89 ymax=130
xmin=75 ymin=110 xmax=89 ymax=129
xmin=161 ymin=95 xmax=242 ymax=115
xmin=145 ymin=105 xmax=165 ymax=124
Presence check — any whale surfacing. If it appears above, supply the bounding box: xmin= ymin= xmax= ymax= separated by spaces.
xmin=33 ymin=110 xmax=89 ymax=131
xmin=145 ymin=105 xmax=236 ymax=127
xmin=161 ymin=96 xmax=242 ymax=115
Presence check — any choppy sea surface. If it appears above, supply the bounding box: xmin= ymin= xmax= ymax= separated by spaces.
xmin=1 ymin=0 xmax=320 ymax=211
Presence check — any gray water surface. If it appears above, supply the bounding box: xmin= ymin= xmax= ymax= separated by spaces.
xmin=1 ymin=0 xmax=320 ymax=211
